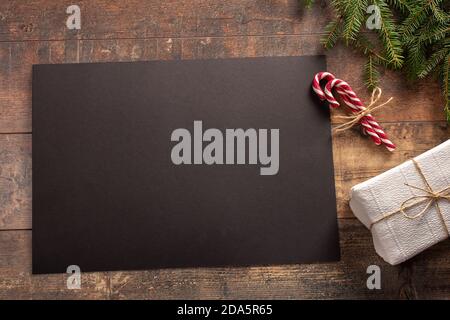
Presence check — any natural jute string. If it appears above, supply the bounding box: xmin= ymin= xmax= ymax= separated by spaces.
xmin=333 ymin=87 xmax=393 ymax=133
xmin=370 ymin=159 xmax=450 ymax=237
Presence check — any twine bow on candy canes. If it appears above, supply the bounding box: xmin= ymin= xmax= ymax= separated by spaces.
xmin=333 ymin=87 xmax=393 ymax=133
xmin=312 ymin=72 xmax=396 ymax=152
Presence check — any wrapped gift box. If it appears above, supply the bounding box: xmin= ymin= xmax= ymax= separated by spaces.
xmin=349 ymin=139 xmax=450 ymax=265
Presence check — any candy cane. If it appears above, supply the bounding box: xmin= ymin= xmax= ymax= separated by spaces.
xmin=312 ymin=72 xmax=396 ymax=151
xmin=312 ymin=72 xmax=336 ymax=102
xmin=313 ymin=72 xmax=382 ymax=145
xmin=328 ymin=79 xmax=395 ymax=150
xmin=326 ymin=79 xmax=383 ymax=146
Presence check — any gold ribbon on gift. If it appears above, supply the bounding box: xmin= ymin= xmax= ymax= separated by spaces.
xmin=333 ymin=87 xmax=393 ymax=133
xmin=369 ymin=159 xmax=450 ymax=237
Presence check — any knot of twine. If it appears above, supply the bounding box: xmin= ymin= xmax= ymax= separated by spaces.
xmin=370 ymin=159 xmax=450 ymax=237
xmin=333 ymin=87 xmax=393 ymax=133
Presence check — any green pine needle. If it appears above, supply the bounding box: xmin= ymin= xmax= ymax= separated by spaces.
xmin=401 ymin=3 xmax=429 ymax=37
xmin=321 ymin=19 xmax=343 ymax=49
xmin=406 ymin=40 xmax=426 ymax=79
xmin=418 ymin=46 xmax=449 ymax=78
xmin=342 ymin=0 xmax=368 ymax=42
xmin=364 ymin=56 xmax=380 ymax=90
xmin=350 ymin=34 xmax=390 ymax=67
xmin=417 ymin=19 xmax=449 ymax=45
xmin=373 ymin=0 xmax=404 ymax=68
xmin=430 ymin=0 xmax=448 ymax=24
xmin=386 ymin=0 xmax=411 ymax=14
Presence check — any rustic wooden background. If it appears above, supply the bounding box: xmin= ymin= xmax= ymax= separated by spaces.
xmin=0 ymin=0 xmax=449 ymax=299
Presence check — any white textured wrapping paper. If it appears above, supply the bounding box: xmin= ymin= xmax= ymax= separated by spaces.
xmin=349 ymin=139 xmax=450 ymax=265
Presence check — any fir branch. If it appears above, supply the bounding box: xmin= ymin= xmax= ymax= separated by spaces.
xmin=421 ymin=24 xmax=449 ymax=44
xmin=364 ymin=55 xmax=380 ymax=90
xmin=373 ymin=0 xmax=404 ymax=68
xmin=386 ymin=0 xmax=412 ymax=14
xmin=418 ymin=46 xmax=449 ymax=78
xmin=321 ymin=17 xmax=343 ymax=49
xmin=416 ymin=18 xmax=449 ymax=45
xmin=405 ymin=40 xmax=426 ymax=79
xmin=401 ymin=1 xmax=430 ymax=37
xmin=331 ymin=0 xmax=347 ymax=12
xmin=350 ymin=34 xmax=390 ymax=67
xmin=429 ymin=0 xmax=448 ymax=24
xmin=342 ymin=0 xmax=367 ymax=42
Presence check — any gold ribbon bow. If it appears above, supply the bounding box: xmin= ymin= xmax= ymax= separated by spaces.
xmin=333 ymin=87 xmax=393 ymax=133
xmin=370 ymin=159 xmax=450 ymax=237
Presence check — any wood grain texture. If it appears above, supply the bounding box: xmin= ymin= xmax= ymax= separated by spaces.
xmin=0 ymin=36 xmax=445 ymax=133
xmin=0 ymin=230 xmax=109 ymax=299
xmin=2 ymin=220 xmax=448 ymax=299
xmin=0 ymin=134 xmax=31 ymax=230
xmin=0 ymin=0 xmax=333 ymax=41
xmin=333 ymin=121 xmax=450 ymax=217
xmin=0 ymin=122 xmax=448 ymax=230
xmin=0 ymin=219 xmax=434 ymax=299
xmin=0 ymin=0 xmax=449 ymax=299
xmin=107 ymin=219 xmax=407 ymax=299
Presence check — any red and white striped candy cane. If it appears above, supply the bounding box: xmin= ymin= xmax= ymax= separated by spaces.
xmin=312 ymin=72 xmax=396 ymax=151
xmin=313 ymin=72 xmax=382 ymax=146
xmin=312 ymin=72 xmax=336 ymax=102
xmin=326 ymin=79 xmax=383 ymax=146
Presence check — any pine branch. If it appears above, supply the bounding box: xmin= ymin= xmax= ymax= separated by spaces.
xmin=373 ymin=0 xmax=404 ymax=68
xmin=429 ymin=0 xmax=448 ymax=24
xmin=331 ymin=0 xmax=348 ymax=13
xmin=416 ymin=19 xmax=449 ymax=44
xmin=418 ymin=46 xmax=449 ymax=78
xmin=321 ymin=18 xmax=343 ymax=49
xmin=405 ymin=40 xmax=426 ymax=79
xmin=350 ymin=34 xmax=390 ymax=67
xmin=386 ymin=0 xmax=412 ymax=14
xmin=342 ymin=0 xmax=367 ymax=42
xmin=401 ymin=1 xmax=430 ymax=37
xmin=364 ymin=56 xmax=380 ymax=90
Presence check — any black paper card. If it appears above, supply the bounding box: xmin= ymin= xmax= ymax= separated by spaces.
xmin=32 ymin=56 xmax=340 ymax=274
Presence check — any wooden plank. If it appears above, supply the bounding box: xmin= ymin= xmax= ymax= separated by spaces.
xmin=0 ymin=39 xmax=163 ymax=133
xmin=0 ymin=0 xmax=447 ymax=301
xmin=1 ymin=122 xmax=448 ymax=230
xmin=1 ymin=221 xmax=448 ymax=299
xmin=0 ymin=230 xmax=110 ymax=299
xmin=402 ymin=239 xmax=450 ymax=299
xmin=0 ymin=221 xmax=420 ymax=299
xmin=0 ymin=134 xmax=31 ymax=230
xmin=0 ymin=0 xmax=333 ymax=41
xmin=333 ymin=121 xmax=450 ymax=217
xmin=79 ymin=219 xmax=450 ymax=299
xmin=0 ymin=36 xmax=445 ymax=133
